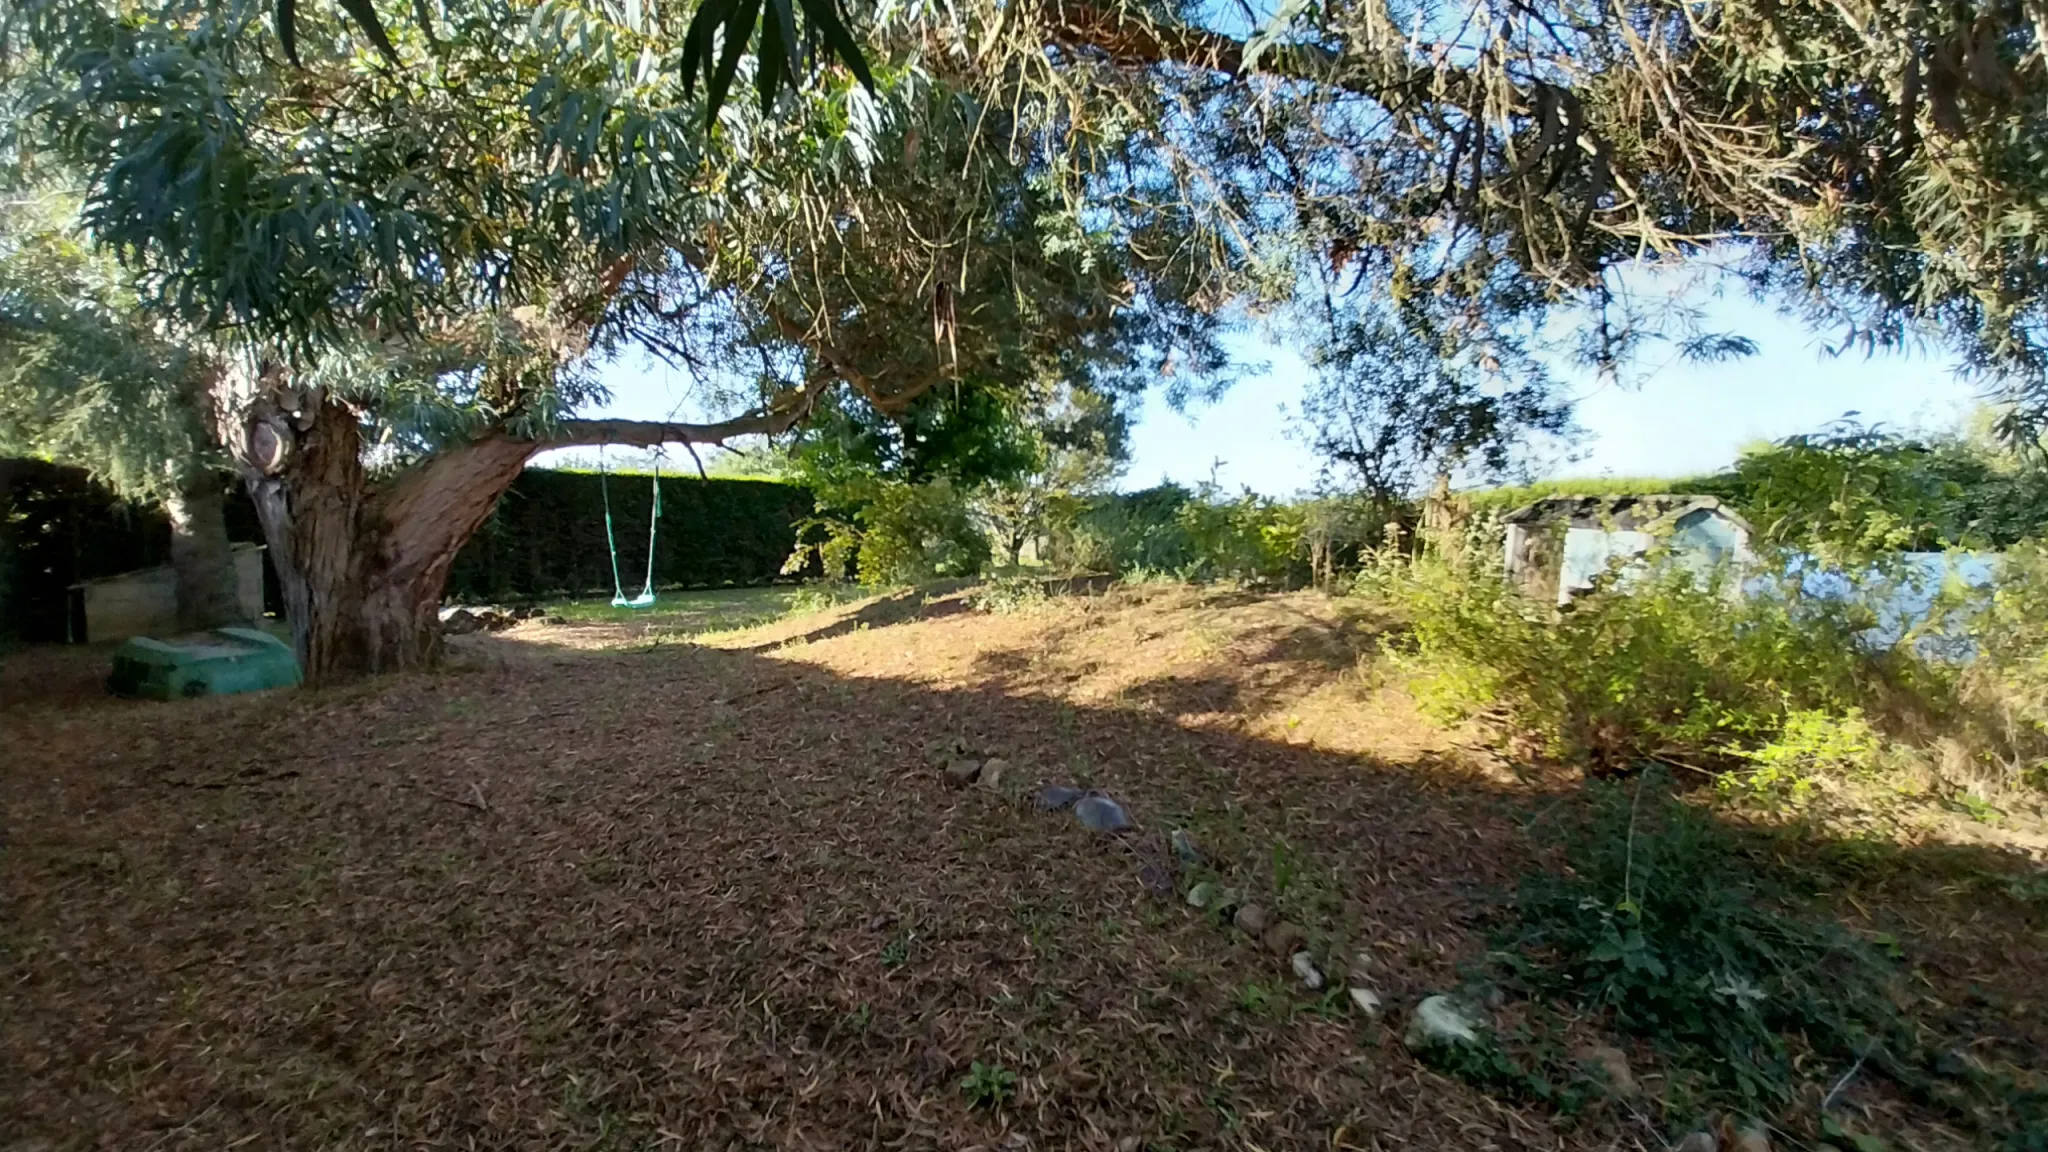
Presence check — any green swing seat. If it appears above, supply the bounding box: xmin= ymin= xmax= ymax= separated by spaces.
xmin=600 ymin=450 xmax=662 ymax=609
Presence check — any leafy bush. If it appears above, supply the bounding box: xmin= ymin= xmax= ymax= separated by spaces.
xmin=1372 ymin=551 xmax=1910 ymax=774
xmin=1047 ymin=483 xmax=1311 ymax=585
xmin=1497 ymin=779 xmax=2048 ymax=1146
xmin=969 ymin=573 xmax=1051 ymax=614
xmin=1959 ymin=540 xmax=2048 ymax=788
xmin=1496 ymin=779 xmax=1910 ymax=1115
xmin=789 ymin=477 xmax=990 ymax=587
xmin=1721 ymin=707 xmax=1885 ymax=805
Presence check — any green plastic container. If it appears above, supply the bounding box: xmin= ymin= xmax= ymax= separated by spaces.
xmin=107 ymin=627 xmax=303 ymax=700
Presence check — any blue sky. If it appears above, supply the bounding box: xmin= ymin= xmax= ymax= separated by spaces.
xmin=565 ymin=288 xmax=1986 ymax=495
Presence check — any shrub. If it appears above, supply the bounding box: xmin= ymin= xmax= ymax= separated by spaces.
xmin=969 ymin=573 xmax=1052 ymax=614
xmin=1721 ymin=707 xmax=1885 ymax=805
xmin=1047 ymin=483 xmax=1312 ymax=585
xmin=1958 ymin=540 xmax=2048 ymax=788
xmin=1496 ymin=778 xmax=2048 ymax=1146
xmin=789 ymin=477 xmax=990 ymax=587
xmin=1373 ymin=551 xmax=1909 ymax=774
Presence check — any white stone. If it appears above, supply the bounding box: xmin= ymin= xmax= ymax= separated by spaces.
xmin=1348 ymin=986 xmax=1383 ymax=1017
xmin=1403 ymin=995 xmax=1483 ymax=1051
xmin=1291 ymin=951 xmax=1325 ymax=991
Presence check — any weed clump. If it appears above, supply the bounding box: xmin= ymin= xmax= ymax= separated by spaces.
xmin=1489 ymin=777 xmax=2047 ymax=1145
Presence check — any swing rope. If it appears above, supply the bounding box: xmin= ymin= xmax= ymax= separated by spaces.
xmin=597 ymin=446 xmax=661 ymax=609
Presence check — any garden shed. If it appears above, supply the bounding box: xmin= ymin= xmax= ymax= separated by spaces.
xmin=1502 ymin=494 xmax=1752 ymax=605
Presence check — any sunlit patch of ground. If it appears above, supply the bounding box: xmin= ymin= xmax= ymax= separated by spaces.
xmin=2 ymin=582 xmax=2040 ymax=1150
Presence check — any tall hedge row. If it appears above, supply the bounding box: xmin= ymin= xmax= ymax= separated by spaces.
xmin=444 ymin=470 xmax=815 ymax=600
xmin=1 ymin=461 xmax=815 ymax=641
xmin=0 ymin=458 xmax=267 ymax=642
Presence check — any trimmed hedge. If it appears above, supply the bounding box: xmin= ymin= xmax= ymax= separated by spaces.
xmin=444 ymin=470 xmax=815 ymax=600
xmin=1 ymin=461 xmax=814 ymax=641
xmin=0 ymin=458 xmax=265 ymax=642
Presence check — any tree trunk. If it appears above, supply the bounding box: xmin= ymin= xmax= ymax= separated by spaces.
xmin=163 ymin=472 xmax=246 ymax=630
xmin=213 ymin=357 xmax=830 ymax=685
xmin=235 ymin=394 xmax=537 ymax=683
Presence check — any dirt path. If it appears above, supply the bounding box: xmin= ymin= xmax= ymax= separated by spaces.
xmin=2 ymin=587 xmax=2039 ymax=1150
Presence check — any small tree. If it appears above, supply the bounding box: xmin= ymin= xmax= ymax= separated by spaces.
xmin=1298 ymin=308 xmax=1574 ymax=505
xmin=975 ymin=386 xmax=1129 ymax=567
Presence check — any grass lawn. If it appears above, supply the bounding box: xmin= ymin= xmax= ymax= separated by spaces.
xmin=2 ymin=584 xmax=2041 ymax=1151
xmin=538 ymin=583 xmax=865 ymax=633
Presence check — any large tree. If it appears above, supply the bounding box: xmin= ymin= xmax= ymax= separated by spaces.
xmin=4 ymin=0 xmax=1228 ymax=680
xmin=15 ymin=0 xmax=2048 ymax=679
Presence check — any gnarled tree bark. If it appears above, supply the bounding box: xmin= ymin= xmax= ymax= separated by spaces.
xmin=213 ymin=357 xmax=832 ymax=685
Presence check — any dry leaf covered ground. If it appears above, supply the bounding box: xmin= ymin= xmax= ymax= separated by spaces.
xmin=3 ymin=584 xmax=2042 ymax=1151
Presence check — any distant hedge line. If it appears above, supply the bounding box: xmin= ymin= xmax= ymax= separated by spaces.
xmin=0 ymin=458 xmax=269 ymax=642
xmin=444 ymin=470 xmax=816 ymax=600
xmin=1 ymin=461 xmax=815 ymax=641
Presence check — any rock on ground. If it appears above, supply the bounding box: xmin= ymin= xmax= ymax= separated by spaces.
xmin=1035 ymin=785 xmax=1084 ymax=811
xmin=945 ymin=759 xmax=983 ymax=785
xmin=1575 ymin=1043 xmax=1637 ymax=1098
xmin=1262 ymin=922 xmax=1307 ymax=958
xmin=1348 ymin=987 xmax=1383 ymax=1017
xmin=1403 ymin=995 xmax=1484 ymax=1052
xmin=1291 ymin=951 xmax=1324 ymax=991
xmin=1232 ymin=904 xmax=1270 ymax=935
xmin=1074 ymin=795 xmax=1132 ymax=833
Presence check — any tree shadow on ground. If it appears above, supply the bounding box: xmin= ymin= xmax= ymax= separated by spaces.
xmin=734 ymin=582 xmax=977 ymax=650
xmin=0 ymin=626 xmax=2041 ymax=1152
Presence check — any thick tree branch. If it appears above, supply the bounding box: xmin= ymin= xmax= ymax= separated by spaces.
xmin=538 ymin=373 xmax=832 ymax=449
xmin=1042 ymin=0 xmax=1453 ymax=103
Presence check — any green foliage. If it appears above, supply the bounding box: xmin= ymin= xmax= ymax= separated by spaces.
xmin=1707 ymin=425 xmax=1989 ymax=567
xmin=1464 ymin=477 xmax=1715 ymax=515
xmin=1375 ymin=553 xmax=1904 ymax=773
xmin=958 ymin=1061 xmax=1016 ymax=1109
xmin=1495 ymin=779 xmax=1910 ymax=1116
xmin=1960 ymin=541 xmax=2048 ymax=787
xmin=1419 ymin=1027 xmax=1597 ymax=1115
xmin=1721 ymin=708 xmax=1886 ymax=806
xmin=1295 ymin=493 xmax=1398 ymax=587
xmin=447 ymin=470 xmax=813 ymax=600
xmin=1462 ymin=421 xmax=2048 ymax=565
xmin=1048 ymin=484 xmax=1310 ymax=586
xmin=790 ymin=477 xmax=989 ymax=587
xmin=0 ymin=194 xmax=220 ymax=503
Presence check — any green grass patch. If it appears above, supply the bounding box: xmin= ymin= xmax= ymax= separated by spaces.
xmin=541 ymin=584 xmax=865 ymax=632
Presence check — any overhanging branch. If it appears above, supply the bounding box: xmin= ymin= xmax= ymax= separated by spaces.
xmin=1042 ymin=0 xmax=1453 ymax=104
xmin=536 ymin=373 xmax=832 ymax=450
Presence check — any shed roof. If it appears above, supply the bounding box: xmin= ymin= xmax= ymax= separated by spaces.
xmin=1501 ymin=494 xmax=1752 ymax=534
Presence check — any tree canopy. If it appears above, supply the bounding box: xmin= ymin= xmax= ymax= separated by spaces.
xmin=6 ymin=0 xmax=2048 ymax=675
